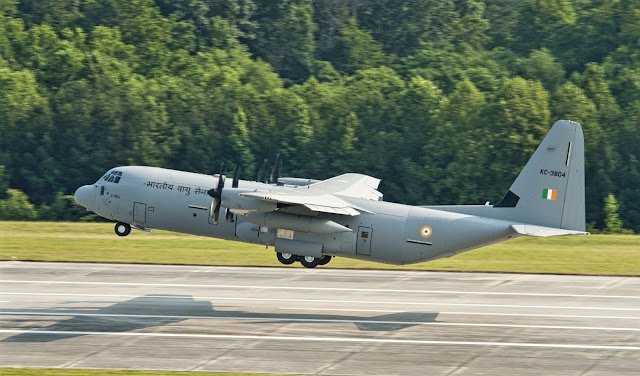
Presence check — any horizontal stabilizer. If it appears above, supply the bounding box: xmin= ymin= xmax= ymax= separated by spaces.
xmin=511 ymin=224 xmax=590 ymax=237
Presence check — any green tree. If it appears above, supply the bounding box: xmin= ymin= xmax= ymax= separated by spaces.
xmin=493 ymin=77 xmax=551 ymax=174
xmin=17 ymin=0 xmax=83 ymax=30
xmin=0 ymin=0 xmax=17 ymax=16
xmin=356 ymin=0 xmax=458 ymax=55
xmin=331 ymin=17 xmax=388 ymax=74
xmin=452 ymin=0 xmax=489 ymax=49
xmin=516 ymin=48 xmax=565 ymax=92
xmin=0 ymin=165 xmax=8 ymax=199
xmin=603 ymin=193 xmax=623 ymax=234
xmin=38 ymin=192 xmax=88 ymax=221
xmin=0 ymin=189 xmax=38 ymax=220
xmin=250 ymin=0 xmax=315 ymax=83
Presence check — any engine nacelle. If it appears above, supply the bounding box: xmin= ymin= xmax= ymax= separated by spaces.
xmin=221 ymin=188 xmax=277 ymax=214
xmin=277 ymin=177 xmax=320 ymax=186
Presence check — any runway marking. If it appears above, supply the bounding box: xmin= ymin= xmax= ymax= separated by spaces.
xmin=2 ymin=311 xmax=640 ymax=332
xmin=1 ymin=279 xmax=639 ymax=299
xmin=2 ymin=292 xmax=640 ymax=312
xmin=1 ymin=329 xmax=639 ymax=351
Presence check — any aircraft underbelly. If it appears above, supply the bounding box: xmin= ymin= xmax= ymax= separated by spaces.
xmin=402 ymin=215 xmax=514 ymax=264
xmin=447 ymin=216 xmax=515 ymax=254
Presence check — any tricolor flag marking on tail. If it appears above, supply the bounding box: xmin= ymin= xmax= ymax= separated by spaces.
xmin=542 ymin=188 xmax=557 ymax=200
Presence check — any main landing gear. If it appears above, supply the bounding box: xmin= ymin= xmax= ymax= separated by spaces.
xmin=114 ymin=222 xmax=131 ymax=236
xmin=276 ymin=252 xmax=332 ymax=268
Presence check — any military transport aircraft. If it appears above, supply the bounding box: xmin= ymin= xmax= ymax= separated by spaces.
xmin=74 ymin=120 xmax=588 ymax=268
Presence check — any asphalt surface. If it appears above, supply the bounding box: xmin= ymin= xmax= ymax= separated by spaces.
xmin=1 ymin=262 xmax=640 ymax=375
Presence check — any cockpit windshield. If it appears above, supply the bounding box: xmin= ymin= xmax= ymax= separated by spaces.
xmin=100 ymin=170 xmax=123 ymax=184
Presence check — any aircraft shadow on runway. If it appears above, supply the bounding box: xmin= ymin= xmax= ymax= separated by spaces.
xmin=1 ymin=295 xmax=440 ymax=342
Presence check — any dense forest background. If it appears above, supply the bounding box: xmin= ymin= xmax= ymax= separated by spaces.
xmin=0 ymin=0 xmax=638 ymax=232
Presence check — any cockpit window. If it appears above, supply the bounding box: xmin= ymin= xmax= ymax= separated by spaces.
xmin=102 ymin=170 xmax=123 ymax=184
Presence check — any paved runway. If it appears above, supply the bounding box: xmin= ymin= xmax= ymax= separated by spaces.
xmin=1 ymin=262 xmax=640 ymax=375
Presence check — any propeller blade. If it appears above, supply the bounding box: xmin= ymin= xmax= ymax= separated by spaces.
xmin=209 ymin=199 xmax=216 ymax=224
xmin=217 ymin=163 xmax=225 ymax=190
xmin=270 ymin=154 xmax=282 ymax=184
xmin=257 ymin=159 xmax=268 ymax=183
xmin=225 ymin=207 xmax=234 ymax=223
xmin=213 ymin=198 xmax=221 ymax=224
xmin=232 ymin=165 xmax=241 ymax=188
xmin=208 ymin=163 xmax=226 ymax=225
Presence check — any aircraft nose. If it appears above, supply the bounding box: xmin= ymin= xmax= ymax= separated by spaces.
xmin=74 ymin=185 xmax=95 ymax=209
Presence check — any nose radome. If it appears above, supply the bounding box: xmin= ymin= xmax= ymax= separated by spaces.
xmin=74 ymin=185 xmax=95 ymax=209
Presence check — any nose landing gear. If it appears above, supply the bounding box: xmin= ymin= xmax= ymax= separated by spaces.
xmin=115 ymin=222 xmax=131 ymax=236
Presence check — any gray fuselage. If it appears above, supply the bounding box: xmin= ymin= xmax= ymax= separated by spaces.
xmin=76 ymin=166 xmax=518 ymax=265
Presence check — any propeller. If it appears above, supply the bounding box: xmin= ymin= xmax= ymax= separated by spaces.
xmin=207 ymin=163 xmax=225 ymax=225
xmin=225 ymin=165 xmax=241 ymax=222
xmin=269 ymin=154 xmax=282 ymax=184
xmin=257 ymin=158 xmax=268 ymax=183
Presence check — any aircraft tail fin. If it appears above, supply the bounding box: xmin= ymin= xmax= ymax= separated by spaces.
xmin=494 ymin=120 xmax=586 ymax=231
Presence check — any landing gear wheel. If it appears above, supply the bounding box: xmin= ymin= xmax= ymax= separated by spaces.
xmin=319 ymin=255 xmax=332 ymax=265
xmin=115 ymin=222 xmax=131 ymax=237
xmin=300 ymin=256 xmax=321 ymax=269
xmin=277 ymin=252 xmax=298 ymax=265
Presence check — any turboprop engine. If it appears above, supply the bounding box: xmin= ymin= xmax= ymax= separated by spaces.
xmin=220 ymin=188 xmax=277 ymax=214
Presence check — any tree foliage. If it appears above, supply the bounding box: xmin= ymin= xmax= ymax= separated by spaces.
xmin=0 ymin=1 xmax=638 ymax=232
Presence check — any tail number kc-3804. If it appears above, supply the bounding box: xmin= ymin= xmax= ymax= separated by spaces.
xmin=539 ymin=169 xmax=566 ymax=178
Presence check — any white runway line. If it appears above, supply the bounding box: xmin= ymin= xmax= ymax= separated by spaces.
xmin=2 ymin=279 xmax=639 ymax=299
xmin=2 ymin=292 xmax=640 ymax=312
xmin=2 ymin=311 xmax=640 ymax=332
xmin=1 ymin=329 xmax=639 ymax=351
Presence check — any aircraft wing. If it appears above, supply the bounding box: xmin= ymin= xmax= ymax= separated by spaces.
xmin=240 ymin=173 xmax=382 ymax=216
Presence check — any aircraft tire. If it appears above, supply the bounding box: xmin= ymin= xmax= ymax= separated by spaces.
xmin=300 ymin=256 xmax=321 ymax=268
xmin=318 ymin=255 xmax=332 ymax=265
xmin=115 ymin=222 xmax=131 ymax=237
xmin=277 ymin=252 xmax=298 ymax=265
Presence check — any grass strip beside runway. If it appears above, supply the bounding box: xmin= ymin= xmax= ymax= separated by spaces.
xmin=0 ymin=370 xmax=292 ymax=376
xmin=1 ymin=221 xmax=639 ymax=275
